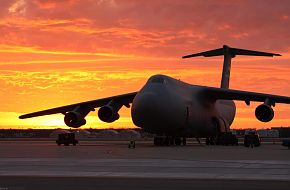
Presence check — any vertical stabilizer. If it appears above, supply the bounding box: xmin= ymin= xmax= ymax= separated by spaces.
xmin=220 ymin=45 xmax=232 ymax=89
xmin=182 ymin=45 xmax=281 ymax=89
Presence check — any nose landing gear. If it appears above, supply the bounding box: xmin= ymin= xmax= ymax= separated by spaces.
xmin=154 ymin=136 xmax=187 ymax=146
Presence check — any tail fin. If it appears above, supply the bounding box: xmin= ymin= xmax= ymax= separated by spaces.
xmin=182 ymin=45 xmax=281 ymax=89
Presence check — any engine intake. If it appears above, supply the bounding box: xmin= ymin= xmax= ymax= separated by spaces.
xmin=64 ymin=111 xmax=86 ymax=128
xmin=255 ymin=104 xmax=274 ymax=122
xmin=98 ymin=105 xmax=120 ymax=123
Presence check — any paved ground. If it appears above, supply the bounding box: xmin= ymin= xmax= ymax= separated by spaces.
xmin=1 ymin=177 xmax=290 ymax=190
xmin=0 ymin=140 xmax=289 ymax=190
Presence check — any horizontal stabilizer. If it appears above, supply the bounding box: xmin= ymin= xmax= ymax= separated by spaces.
xmin=182 ymin=45 xmax=281 ymax=89
xmin=182 ymin=45 xmax=281 ymax=59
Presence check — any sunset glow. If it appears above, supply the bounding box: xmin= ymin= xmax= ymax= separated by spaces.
xmin=1 ymin=0 xmax=290 ymax=129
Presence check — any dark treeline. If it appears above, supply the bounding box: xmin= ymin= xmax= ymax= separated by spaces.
xmin=0 ymin=128 xmax=148 ymax=138
xmin=0 ymin=127 xmax=290 ymax=138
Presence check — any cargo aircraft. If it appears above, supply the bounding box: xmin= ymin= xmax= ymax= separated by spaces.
xmin=19 ymin=45 xmax=290 ymax=146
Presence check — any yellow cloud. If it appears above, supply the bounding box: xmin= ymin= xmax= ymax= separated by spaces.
xmin=8 ymin=0 xmax=27 ymax=16
xmin=0 ymin=44 xmax=135 ymax=58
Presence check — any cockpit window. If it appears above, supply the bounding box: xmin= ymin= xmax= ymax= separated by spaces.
xmin=151 ymin=77 xmax=166 ymax=84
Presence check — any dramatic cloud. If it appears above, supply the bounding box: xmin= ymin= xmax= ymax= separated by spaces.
xmin=0 ymin=0 xmax=290 ymax=129
xmin=8 ymin=0 xmax=27 ymax=16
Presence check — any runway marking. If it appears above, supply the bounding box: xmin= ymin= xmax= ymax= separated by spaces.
xmin=0 ymin=171 xmax=289 ymax=181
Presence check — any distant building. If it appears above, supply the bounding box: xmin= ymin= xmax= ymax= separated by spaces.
xmin=257 ymin=129 xmax=279 ymax=138
xmin=74 ymin=130 xmax=91 ymax=139
xmin=96 ymin=130 xmax=119 ymax=139
xmin=118 ymin=129 xmax=141 ymax=139
xmin=49 ymin=130 xmax=70 ymax=139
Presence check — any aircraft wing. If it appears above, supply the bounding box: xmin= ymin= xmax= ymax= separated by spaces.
xmin=201 ymin=87 xmax=290 ymax=105
xmin=19 ymin=92 xmax=138 ymax=119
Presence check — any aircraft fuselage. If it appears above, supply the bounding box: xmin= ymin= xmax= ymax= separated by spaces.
xmin=131 ymin=74 xmax=236 ymax=137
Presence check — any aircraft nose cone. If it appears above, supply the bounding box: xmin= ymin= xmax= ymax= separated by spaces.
xmin=132 ymin=93 xmax=161 ymax=126
xmin=131 ymin=92 xmax=185 ymax=131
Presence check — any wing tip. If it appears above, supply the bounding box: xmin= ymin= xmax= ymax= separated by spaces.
xmin=19 ymin=115 xmax=26 ymax=119
xmin=182 ymin=53 xmax=202 ymax=59
xmin=182 ymin=54 xmax=193 ymax=59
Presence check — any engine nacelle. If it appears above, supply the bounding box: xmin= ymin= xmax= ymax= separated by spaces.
xmin=255 ymin=104 xmax=274 ymax=122
xmin=98 ymin=105 xmax=120 ymax=123
xmin=64 ymin=111 xmax=86 ymax=128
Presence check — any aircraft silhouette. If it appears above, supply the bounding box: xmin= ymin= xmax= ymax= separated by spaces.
xmin=20 ymin=45 xmax=290 ymax=145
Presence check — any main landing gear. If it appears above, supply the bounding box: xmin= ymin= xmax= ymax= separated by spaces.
xmin=205 ymin=137 xmax=215 ymax=145
xmin=206 ymin=132 xmax=239 ymax=146
xmin=154 ymin=136 xmax=187 ymax=146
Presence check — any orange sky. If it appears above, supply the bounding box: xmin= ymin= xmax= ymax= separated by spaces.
xmin=1 ymin=0 xmax=290 ymax=129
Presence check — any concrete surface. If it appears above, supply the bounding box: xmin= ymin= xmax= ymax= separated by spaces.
xmin=0 ymin=140 xmax=289 ymax=190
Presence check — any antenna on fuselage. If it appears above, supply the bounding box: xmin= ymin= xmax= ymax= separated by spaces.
xmin=182 ymin=45 xmax=281 ymax=89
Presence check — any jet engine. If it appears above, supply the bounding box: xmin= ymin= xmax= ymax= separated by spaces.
xmin=98 ymin=105 xmax=120 ymax=123
xmin=255 ymin=104 xmax=274 ymax=122
xmin=64 ymin=111 xmax=86 ymax=128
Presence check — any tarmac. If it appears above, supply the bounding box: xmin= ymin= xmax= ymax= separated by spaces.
xmin=0 ymin=140 xmax=289 ymax=190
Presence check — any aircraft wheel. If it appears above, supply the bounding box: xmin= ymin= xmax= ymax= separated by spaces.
xmin=174 ymin=138 xmax=181 ymax=146
xmin=182 ymin=138 xmax=187 ymax=146
xmin=206 ymin=138 xmax=210 ymax=145
xmin=254 ymin=143 xmax=260 ymax=147
xmin=160 ymin=137 xmax=166 ymax=146
xmin=154 ymin=137 xmax=158 ymax=146
xmin=165 ymin=137 xmax=171 ymax=146
xmin=170 ymin=137 xmax=175 ymax=145
xmin=209 ymin=138 xmax=215 ymax=145
xmin=154 ymin=137 xmax=160 ymax=146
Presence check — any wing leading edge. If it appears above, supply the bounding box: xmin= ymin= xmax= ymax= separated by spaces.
xmin=19 ymin=92 xmax=138 ymax=119
xmin=201 ymin=87 xmax=290 ymax=105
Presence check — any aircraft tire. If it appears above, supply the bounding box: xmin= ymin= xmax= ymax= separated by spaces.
xmin=209 ymin=137 xmax=215 ymax=145
xmin=154 ymin=137 xmax=167 ymax=146
xmin=182 ymin=138 xmax=187 ymax=146
xmin=174 ymin=138 xmax=181 ymax=146
xmin=254 ymin=142 xmax=261 ymax=147
xmin=170 ymin=137 xmax=175 ymax=145
xmin=206 ymin=138 xmax=210 ymax=145
xmin=165 ymin=137 xmax=171 ymax=146
xmin=154 ymin=137 xmax=159 ymax=146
